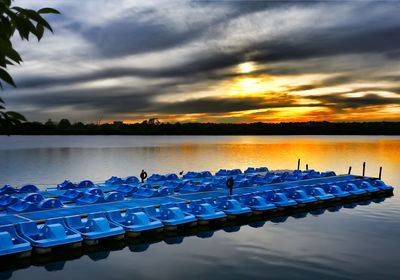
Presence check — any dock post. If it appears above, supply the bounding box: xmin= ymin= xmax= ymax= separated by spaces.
xmin=297 ymin=159 xmax=300 ymax=170
xmin=226 ymin=177 xmax=234 ymax=196
xmin=140 ymin=170 xmax=148 ymax=183
xmin=348 ymin=166 xmax=352 ymax=174
xmin=362 ymin=162 xmax=366 ymax=176
xmin=379 ymin=167 xmax=382 ymax=180
xmin=306 ymin=164 xmax=308 ymax=170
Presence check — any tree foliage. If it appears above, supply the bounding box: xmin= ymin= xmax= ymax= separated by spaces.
xmin=0 ymin=0 xmax=59 ymax=132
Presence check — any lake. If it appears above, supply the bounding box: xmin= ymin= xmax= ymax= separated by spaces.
xmin=0 ymin=135 xmax=399 ymax=280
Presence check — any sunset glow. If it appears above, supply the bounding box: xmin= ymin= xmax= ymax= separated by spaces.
xmin=3 ymin=0 xmax=400 ymax=123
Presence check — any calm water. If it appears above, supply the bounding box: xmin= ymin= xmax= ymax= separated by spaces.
xmin=0 ymin=135 xmax=399 ymax=280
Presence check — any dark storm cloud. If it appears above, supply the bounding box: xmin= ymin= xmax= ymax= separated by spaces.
xmin=14 ymin=51 xmax=243 ymax=89
xmin=82 ymin=16 xmax=207 ymax=58
xmin=7 ymin=85 xmax=312 ymax=116
xmin=307 ymin=93 xmax=400 ymax=109
xmin=246 ymin=25 xmax=400 ymax=65
xmin=16 ymin=17 xmax=400 ymax=90
xmin=6 ymin=0 xmax=400 ymax=121
xmin=8 ymin=87 xmax=154 ymax=114
xmin=81 ymin=0 xmax=304 ymax=58
xmin=148 ymin=96 xmax=299 ymax=114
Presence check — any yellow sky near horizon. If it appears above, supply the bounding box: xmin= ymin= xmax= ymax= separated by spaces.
xmin=104 ymin=61 xmax=400 ymax=124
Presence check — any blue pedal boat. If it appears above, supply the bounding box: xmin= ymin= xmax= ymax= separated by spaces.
xmin=58 ymin=188 xmax=103 ymax=202
xmin=261 ymin=190 xmax=298 ymax=207
xmin=320 ymin=184 xmax=352 ymax=198
xmin=356 ymin=181 xmax=380 ymax=193
xmin=116 ymin=184 xmax=139 ymax=195
xmin=7 ymin=200 xmax=39 ymax=213
xmin=157 ymin=187 xmax=175 ymax=196
xmin=0 ymin=195 xmax=19 ymax=210
xmin=339 ymin=182 xmax=367 ymax=195
xmin=240 ymin=193 xmax=277 ymax=212
xmin=17 ymin=219 xmax=82 ymax=253
xmin=18 ymin=184 xmax=40 ymax=194
xmin=104 ymin=176 xmax=124 ymax=186
xmin=76 ymin=193 xmax=105 ymax=205
xmin=162 ymin=181 xmax=184 ymax=192
xmin=104 ymin=191 xmax=125 ymax=202
xmin=59 ymin=189 xmax=84 ymax=202
xmin=24 ymin=193 xmax=45 ymax=204
xmin=166 ymin=174 xmax=179 ymax=181
xmin=65 ymin=212 xmax=124 ymax=243
xmin=131 ymin=188 xmax=159 ymax=199
xmin=214 ymin=196 xmax=252 ymax=217
xmin=57 ymin=180 xmax=77 ymax=190
xmin=147 ymin=174 xmax=167 ymax=183
xmin=0 ymin=225 xmax=31 ymax=257
xmin=281 ymin=188 xmax=318 ymax=205
xmin=179 ymin=182 xmax=201 ymax=194
xmin=244 ymin=167 xmax=256 ymax=174
xmin=176 ymin=201 xmax=226 ymax=224
xmin=77 ymin=180 xmax=95 ymax=188
xmin=301 ymin=185 xmax=335 ymax=201
xmin=0 ymin=185 xmax=19 ymax=195
xmin=123 ymin=176 xmax=140 ymax=184
xmin=370 ymin=180 xmax=393 ymax=191
xmin=106 ymin=208 xmax=163 ymax=236
xmin=38 ymin=198 xmax=64 ymax=210
xmin=143 ymin=204 xmax=197 ymax=230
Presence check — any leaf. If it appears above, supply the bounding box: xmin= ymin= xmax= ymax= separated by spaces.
xmin=38 ymin=8 xmax=60 ymax=14
xmin=5 ymin=58 xmax=14 ymax=65
xmin=12 ymin=7 xmax=25 ymax=14
xmin=0 ymin=57 xmax=5 ymax=67
xmin=14 ymin=15 xmax=30 ymax=40
xmin=0 ymin=105 xmax=4 ymax=110
xmin=5 ymin=47 xmax=22 ymax=64
xmin=35 ymin=23 xmax=44 ymax=40
xmin=0 ymin=97 xmax=4 ymax=103
xmin=0 ymin=68 xmax=15 ymax=87
xmin=20 ymin=9 xmax=53 ymax=32
xmin=6 ymin=111 xmax=26 ymax=121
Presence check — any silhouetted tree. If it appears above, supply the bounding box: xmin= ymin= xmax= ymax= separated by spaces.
xmin=148 ymin=118 xmax=160 ymax=125
xmin=0 ymin=1 xmax=59 ymax=130
xmin=58 ymin=118 xmax=71 ymax=129
xmin=45 ymin=119 xmax=55 ymax=127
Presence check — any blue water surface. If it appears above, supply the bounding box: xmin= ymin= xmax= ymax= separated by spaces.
xmin=0 ymin=135 xmax=398 ymax=280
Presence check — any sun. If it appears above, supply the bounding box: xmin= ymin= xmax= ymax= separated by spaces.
xmin=238 ymin=62 xmax=255 ymax=74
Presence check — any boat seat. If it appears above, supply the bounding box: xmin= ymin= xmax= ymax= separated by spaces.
xmin=19 ymin=184 xmax=40 ymax=193
xmin=0 ymin=225 xmax=31 ymax=256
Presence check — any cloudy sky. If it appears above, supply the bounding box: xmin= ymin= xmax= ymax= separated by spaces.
xmin=3 ymin=0 xmax=400 ymax=123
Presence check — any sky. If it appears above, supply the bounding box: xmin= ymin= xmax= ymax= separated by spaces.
xmin=3 ymin=0 xmax=400 ymax=123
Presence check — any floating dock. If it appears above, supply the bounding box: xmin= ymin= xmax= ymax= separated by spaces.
xmin=0 ymin=167 xmax=394 ymax=258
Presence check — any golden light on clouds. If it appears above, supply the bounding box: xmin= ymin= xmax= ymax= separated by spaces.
xmin=229 ymin=77 xmax=267 ymax=97
xmin=238 ymin=62 xmax=256 ymax=74
xmin=104 ymin=62 xmax=400 ymax=124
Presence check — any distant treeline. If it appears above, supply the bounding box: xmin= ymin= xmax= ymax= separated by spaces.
xmin=1 ymin=119 xmax=400 ymax=135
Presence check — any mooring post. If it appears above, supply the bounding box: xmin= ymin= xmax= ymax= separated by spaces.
xmin=226 ymin=177 xmax=234 ymax=196
xmin=306 ymin=164 xmax=308 ymax=170
xmin=140 ymin=169 xmax=148 ymax=183
xmin=379 ymin=166 xmax=382 ymax=180
xmin=348 ymin=166 xmax=352 ymax=174
xmin=362 ymin=162 xmax=366 ymax=176
xmin=297 ymin=158 xmax=300 ymax=170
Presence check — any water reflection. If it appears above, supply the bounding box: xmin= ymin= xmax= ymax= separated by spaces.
xmin=0 ymin=136 xmax=399 ymax=189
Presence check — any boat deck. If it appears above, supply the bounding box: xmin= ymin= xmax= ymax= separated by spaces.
xmin=0 ymin=174 xmax=355 ymax=226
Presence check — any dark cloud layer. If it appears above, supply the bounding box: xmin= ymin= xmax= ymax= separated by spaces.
xmin=5 ymin=1 xmax=400 ymax=121
xmin=308 ymin=93 xmax=400 ymax=109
